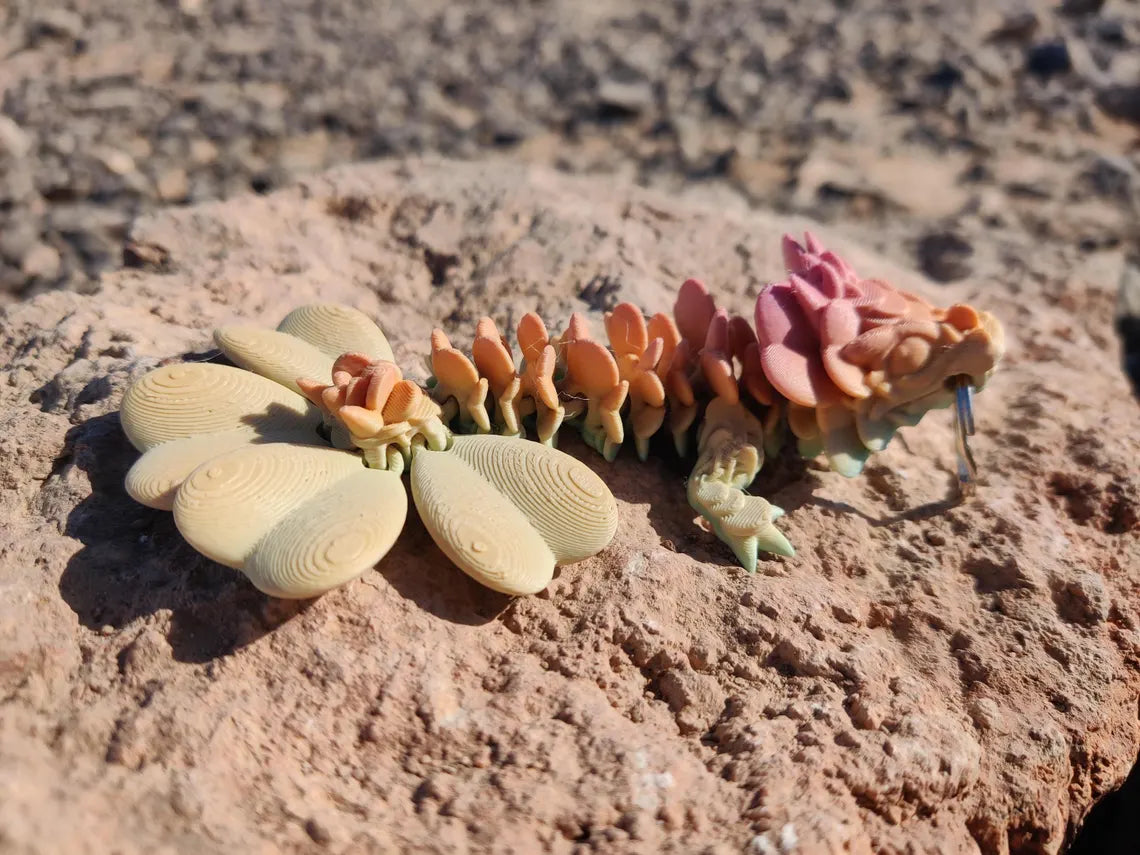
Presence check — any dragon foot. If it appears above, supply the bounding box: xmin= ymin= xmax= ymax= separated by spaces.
xmin=686 ymin=397 xmax=793 ymax=569
xmin=687 ymin=475 xmax=793 ymax=571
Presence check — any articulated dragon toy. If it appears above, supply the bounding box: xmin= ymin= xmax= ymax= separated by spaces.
xmin=119 ymin=233 xmax=1004 ymax=598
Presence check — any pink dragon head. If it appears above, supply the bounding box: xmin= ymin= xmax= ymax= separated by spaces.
xmin=755 ymin=233 xmax=1005 ymax=475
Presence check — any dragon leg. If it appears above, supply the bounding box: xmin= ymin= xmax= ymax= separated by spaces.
xmin=685 ymin=397 xmax=793 ymax=571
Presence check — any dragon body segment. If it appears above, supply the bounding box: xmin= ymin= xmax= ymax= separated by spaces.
xmin=406 ymin=233 xmax=1004 ymax=570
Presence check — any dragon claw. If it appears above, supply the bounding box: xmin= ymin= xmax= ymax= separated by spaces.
xmin=687 ymin=475 xmax=794 ymax=571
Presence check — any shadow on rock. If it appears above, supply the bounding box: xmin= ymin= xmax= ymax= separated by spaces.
xmin=1067 ymin=751 xmax=1140 ymax=855
xmin=775 ymin=458 xmax=965 ymax=529
xmin=57 ymin=412 xmax=311 ymax=664
xmin=803 ymin=491 xmax=964 ymax=529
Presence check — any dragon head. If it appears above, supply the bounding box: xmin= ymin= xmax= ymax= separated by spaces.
xmin=756 ymin=233 xmax=1005 ymax=480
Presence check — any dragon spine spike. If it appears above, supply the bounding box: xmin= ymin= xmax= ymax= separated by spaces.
xmin=646 ymin=312 xmax=681 ymax=381
xmin=517 ymin=312 xmax=550 ymax=359
xmin=675 ymin=278 xmax=717 ymax=346
xmin=604 ymin=302 xmax=649 ymax=357
xmin=428 ymin=328 xmax=492 ymax=433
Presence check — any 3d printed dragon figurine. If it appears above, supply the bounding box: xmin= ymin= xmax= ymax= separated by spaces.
xmin=119 ymin=233 xmax=1005 ymax=599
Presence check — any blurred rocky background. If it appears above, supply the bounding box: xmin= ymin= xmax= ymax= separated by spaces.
xmin=0 ymin=4 xmax=1137 ymax=291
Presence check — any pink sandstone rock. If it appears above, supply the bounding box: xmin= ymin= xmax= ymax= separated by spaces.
xmin=0 ymin=159 xmax=1137 ymax=854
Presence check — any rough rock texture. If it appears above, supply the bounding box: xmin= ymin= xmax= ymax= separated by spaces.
xmin=1 ymin=159 xmax=1138 ymax=854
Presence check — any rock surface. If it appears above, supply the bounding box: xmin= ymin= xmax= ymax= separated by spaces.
xmin=0 ymin=159 xmax=1138 ymax=854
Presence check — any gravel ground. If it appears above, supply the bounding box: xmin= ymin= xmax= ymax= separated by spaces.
xmin=2 ymin=1 xmax=1139 ymax=298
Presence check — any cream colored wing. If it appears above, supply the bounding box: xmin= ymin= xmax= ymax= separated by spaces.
xmin=448 ymin=434 xmax=617 ymax=564
xmin=126 ymin=428 xmax=319 ymax=511
xmin=244 ymin=470 xmax=407 ymax=599
xmin=173 ymin=443 xmax=405 ymax=598
xmin=276 ymin=304 xmax=394 ymax=362
xmin=120 ymin=362 xmax=319 ymax=452
xmin=214 ymin=327 xmax=334 ymax=395
xmin=410 ymin=448 xmax=555 ymax=596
